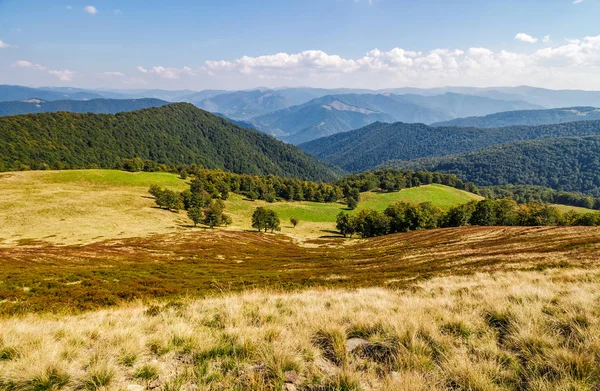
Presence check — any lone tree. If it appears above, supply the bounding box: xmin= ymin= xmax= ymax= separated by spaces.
xmin=336 ymin=212 xmax=357 ymax=238
xmin=290 ymin=216 xmax=299 ymax=228
xmin=187 ymin=206 xmax=203 ymax=227
xmin=252 ymin=207 xmax=280 ymax=232
xmin=203 ymin=199 xmax=226 ymax=229
xmin=347 ymin=197 xmax=358 ymax=210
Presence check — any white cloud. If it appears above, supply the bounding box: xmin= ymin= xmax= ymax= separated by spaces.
xmin=66 ymin=5 xmax=72 ymax=10
xmin=0 ymin=40 xmax=13 ymax=49
xmin=543 ymin=35 xmax=552 ymax=43
xmin=12 ymin=60 xmax=74 ymax=81
xmin=573 ymin=0 xmax=584 ymax=4
xmin=192 ymin=34 xmax=600 ymax=89
xmin=83 ymin=5 xmax=97 ymax=15
xmin=515 ymin=33 xmax=538 ymax=43
xmin=13 ymin=60 xmax=46 ymax=70
xmin=48 ymin=69 xmax=75 ymax=81
xmin=100 ymin=71 xmax=125 ymax=77
xmin=136 ymin=65 xmax=196 ymax=79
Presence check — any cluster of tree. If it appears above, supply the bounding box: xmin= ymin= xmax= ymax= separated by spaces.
xmin=149 ymin=184 xmax=232 ymax=228
xmin=184 ymin=169 xmax=344 ymax=203
xmin=169 ymin=168 xmax=479 ymax=210
xmin=300 ymin=119 xmax=600 ymax=173
xmin=251 ymin=207 xmax=281 ymax=232
xmin=336 ymin=199 xmax=600 ymax=238
xmin=481 ymin=185 xmax=600 ymax=211
xmin=0 ymin=103 xmax=340 ymax=181
xmin=392 ymin=136 xmax=600 ymax=195
xmin=334 ymin=169 xmax=477 ymax=194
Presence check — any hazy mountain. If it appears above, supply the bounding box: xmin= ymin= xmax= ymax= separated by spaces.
xmin=398 ymin=92 xmax=542 ymax=118
xmin=0 ymin=98 xmax=170 ymax=116
xmin=0 ymin=103 xmax=340 ymax=181
xmin=212 ymin=112 xmax=257 ymax=129
xmin=299 ymin=119 xmax=600 ymax=173
xmin=0 ymin=85 xmax=105 ymax=102
xmin=251 ymin=93 xmax=450 ymax=144
xmin=433 ymin=107 xmax=600 ymax=128
xmin=383 ymin=86 xmax=600 ymax=108
xmin=195 ymin=90 xmax=291 ymax=120
xmin=180 ymin=90 xmax=228 ymax=104
xmin=386 ymin=135 xmax=600 ymax=195
xmin=251 ymin=92 xmax=542 ymax=144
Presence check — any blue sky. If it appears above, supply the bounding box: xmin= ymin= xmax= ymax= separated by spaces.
xmin=1 ymin=0 xmax=599 ymax=90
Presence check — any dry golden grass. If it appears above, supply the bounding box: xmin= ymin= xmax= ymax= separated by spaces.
xmin=2 ymin=267 xmax=600 ymax=390
xmin=0 ymin=170 xmax=189 ymax=246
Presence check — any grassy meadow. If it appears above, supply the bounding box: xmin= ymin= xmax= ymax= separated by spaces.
xmin=2 ymin=267 xmax=600 ymax=391
xmin=3 ymin=169 xmax=600 ymax=390
xmin=0 ymin=170 xmax=482 ymax=245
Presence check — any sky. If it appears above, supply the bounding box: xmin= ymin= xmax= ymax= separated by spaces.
xmin=1 ymin=0 xmax=600 ymax=91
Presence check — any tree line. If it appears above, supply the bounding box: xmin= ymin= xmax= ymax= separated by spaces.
xmin=336 ymin=198 xmax=600 ymax=238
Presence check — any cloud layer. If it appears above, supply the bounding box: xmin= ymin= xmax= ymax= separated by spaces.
xmin=132 ymin=34 xmax=597 ymax=89
xmin=13 ymin=60 xmax=75 ymax=81
xmin=10 ymin=34 xmax=600 ymax=89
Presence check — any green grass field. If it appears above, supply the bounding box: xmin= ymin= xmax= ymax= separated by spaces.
xmin=227 ymin=184 xmax=483 ymax=224
xmin=552 ymin=203 xmax=597 ymax=214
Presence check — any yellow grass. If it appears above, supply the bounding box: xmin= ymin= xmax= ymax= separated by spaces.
xmin=0 ymin=170 xmax=189 ymax=245
xmin=2 ymin=267 xmax=600 ymax=390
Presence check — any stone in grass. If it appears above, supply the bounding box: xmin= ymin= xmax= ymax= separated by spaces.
xmin=127 ymin=385 xmax=144 ymax=391
xmin=284 ymin=370 xmax=298 ymax=384
xmin=345 ymin=338 xmax=368 ymax=353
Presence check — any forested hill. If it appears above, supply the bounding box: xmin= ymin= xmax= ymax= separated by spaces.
xmin=299 ymin=120 xmax=600 ymax=173
xmin=0 ymin=103 xmax=342 ymax=181
xmin=0 ymin=98 xmax=170 ymax=117
xmin=385 ymin=135 xmax=600 ymax=195
xmin=432 ymin=107 xmax=600 ymax=128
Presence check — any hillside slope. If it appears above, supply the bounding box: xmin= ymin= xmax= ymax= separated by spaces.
xmin=433 ymin=106 xmax=600 ymax=128
xmin=300 ymin=120 xmax=600 ymax=172
xmin=0 ymin=103 xmax=341 ymax=180
xmin=387 ymin=135 xmax=600 ymax=195
xmin=0 ymin=98 xmax=169 ymax=116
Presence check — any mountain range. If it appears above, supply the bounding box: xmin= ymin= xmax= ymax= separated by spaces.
xmin=250 ymin=92 xmax=541 ymax=144
xmin=300 ymin=120 xmax=600 ymax=173
xmin=433 ymin=107 xmax=600 ymax=128
xmin=6 ymin=84 xmax=600 ymax=145
xmin=0 ymin=98 xmax=169 ymax=117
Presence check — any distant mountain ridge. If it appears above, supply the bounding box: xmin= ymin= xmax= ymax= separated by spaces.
xmin=0 ymin=103 xmax=341 ymax=181
xmin=0 ymin=98 xmax=170 ymax=117
xmin=250 ymin=92 xmax=540 ymax=144
xmin=433 ymin=106 xmax=600 ymax=128
xmin=299 ymin=120 xmax=600 ymax=173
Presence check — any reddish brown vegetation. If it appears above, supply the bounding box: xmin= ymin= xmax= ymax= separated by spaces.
xmin=1 ymin=226 xmax=599 ymax=315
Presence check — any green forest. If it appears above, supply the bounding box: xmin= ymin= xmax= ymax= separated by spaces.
xmin=0 ymin=103 xmax=340 ymax=181
xmin=300 ymin=120 xmax=600 ymax=172
xmin=389 ymin=135 xmax=600 ymax=195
